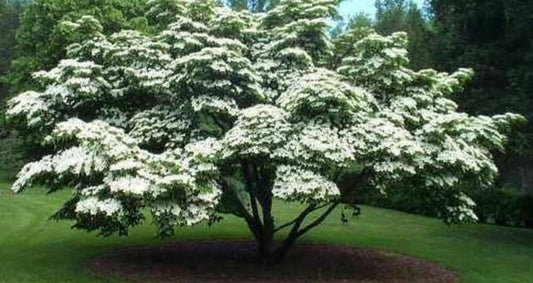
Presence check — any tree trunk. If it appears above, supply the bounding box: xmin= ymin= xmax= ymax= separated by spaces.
xmin=254 ymin=201 xmax=340 ymax=265
xmin=258 ymin=168 xmax=276 ymax=264
xmin=240 ymin=160 xmax=342 ymax=265
xmin=257 ymin=228 xmax=276 ymax=264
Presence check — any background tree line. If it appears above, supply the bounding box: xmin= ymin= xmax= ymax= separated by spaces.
xmin=0 ymin=0 xmax=26 ymax=98
xmin=1 ymin=0 xmax=532 ymax=227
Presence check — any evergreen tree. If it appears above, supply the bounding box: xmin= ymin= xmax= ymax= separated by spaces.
xmin=227 ymin=0 xmax=279 ymax=12
xmin=346 ymin=12 xmax=373 ymax=30
xmin=403 ymin=2 xmax=432 ymax=70
xmin=0 ymin=0 xmax=25 ymax=98
xmin=375 ymin=0 xmax=407 ymax=35
xmin=229 ymin=0 xmax=248 ymax=11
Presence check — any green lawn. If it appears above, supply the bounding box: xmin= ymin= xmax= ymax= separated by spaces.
xmin=1 ymin=174 xmax=532 ymax=283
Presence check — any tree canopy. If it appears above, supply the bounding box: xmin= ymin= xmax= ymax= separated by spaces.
xmin=6 ymin=0 xmax=524 ymax=263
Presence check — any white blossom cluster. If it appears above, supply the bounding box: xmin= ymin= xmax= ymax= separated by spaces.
xmin=222 ymin=104 xmax=292 ymax=158
xmin=129 ymin=105 xmax=191 ymax=149
xmin=273 ymin=165 xmax=340 ymax=201
xmin=6 ymin=0 xmax=524 ymax=235
xmin=263 ymin=0 xmax=339 ymax=60
xmin=75 ymin=197 xmax=123 ymax=216
xmin=445 ymin=193 xmax=479 ymax=223
xmin=277 ymin=69 xmax=373 ymax=120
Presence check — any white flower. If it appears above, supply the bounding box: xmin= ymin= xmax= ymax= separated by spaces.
xmin=75 ymin=197 xmax=123 ymax=216
xmin=273 ymin=165 xmax=340 ymax=202
xmin=222 ymin=104 xmax=291 ymax=158
xmin=107 ymin=176 xmax=152 ymax=196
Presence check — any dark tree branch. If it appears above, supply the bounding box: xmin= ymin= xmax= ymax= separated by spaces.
xmin=249 ymin=192 xmax=262 ymax=226
xmin=241 ymin=160 xmax=267 ymax=242
xmin=274 ymin=203 xmax=329 ymax=233
xmin=252 ymin=162 xmax=276 ymax=260
xmin=273 ymin=200 xmax=340 ymax=263
xmin=273 ymin=203 xmax=318 ymax=260
xmin=274 ymin=218 xmax=299 ymax=233
xmin=268 ymin=168 xmax=370 ymax=263
xmin=295 ymin=201 xmax=340 ymax=238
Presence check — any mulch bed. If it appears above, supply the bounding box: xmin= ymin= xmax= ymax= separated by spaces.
xmin=87 ymin=240 xmax=457 ymax=283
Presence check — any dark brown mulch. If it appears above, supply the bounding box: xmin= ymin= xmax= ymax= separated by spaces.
xmin=87 ymin=240 xmax=457 ymax=283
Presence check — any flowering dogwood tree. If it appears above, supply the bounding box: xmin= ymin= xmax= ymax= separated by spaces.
xmin=6 ymin=0 xmax=524 ymax=263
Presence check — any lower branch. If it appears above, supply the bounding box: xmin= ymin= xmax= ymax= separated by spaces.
xmin=273 ymin=201 xmax=340 ymax=263
xmin=274 ymin=203 xmax=328 ymax=233
xmin=294 ymin=201 xmax=340 ymax=238
xmin=249 ymin=192 xmax=263 ymax=228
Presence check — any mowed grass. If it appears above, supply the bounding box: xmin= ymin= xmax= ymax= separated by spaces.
xmin=1 ymin=174 xmax=532 ymax=283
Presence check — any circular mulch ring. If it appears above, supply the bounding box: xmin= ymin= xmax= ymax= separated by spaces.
xmin=87 ymin=240 xmax=457 ymax=283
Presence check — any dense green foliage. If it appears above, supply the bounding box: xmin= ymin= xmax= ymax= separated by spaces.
xmin=0 ymin=1 xmax=27 ymax=173
xmin=1 ymin=176 xmax=532 ymax=282
xmin=0 ymin=0 xmax=28 ymax=101
xmin=428 ymin=0 xmax=533 ymax=193
xmin=472 ymin=188 xmax=533 ymax=227
xmin=0 ymin=1 xmax=24 ymax=90
xmin=365 ymin=185 xmax=533 ymax=228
